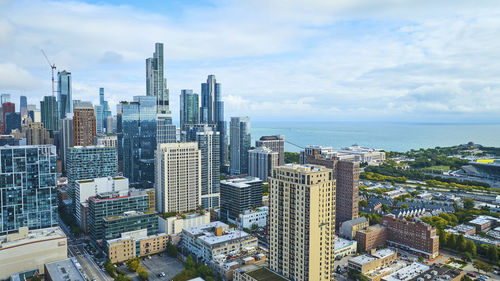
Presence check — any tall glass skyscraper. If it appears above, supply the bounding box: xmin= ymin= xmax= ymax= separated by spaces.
xmin=20 ymin=95 xmax=27 ymax=119
xmin=146 ymin=43 xmax=170 ymax=117
xmin=0 ymin=145 xmax=58 ymax=235
xmin=121 ymin=96 xmax=157 ymax=187
xmin=94 ymin=104 xmax=103 ymax=133
xmin=230 ymin=117 xmax=251 ymax=175
xmin=200 ymin=75 xmax=227 ymax=168
xmin=184 ymin=124 xmax=220 ymax=209
xmin=58 ymin=70 xmax=72 ymax=119
xmin=180 ymin=89 xmax=199 ymax=131
xmin=41 ymin=96 xmax=59 ymax=132
xmin=99 ymin=88 xmax=112 ymax=132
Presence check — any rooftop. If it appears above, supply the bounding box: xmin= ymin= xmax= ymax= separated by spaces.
xmin=221 ymin=177 xmax=262 ymax=188
xmin=44 ymin=258 xmax=85 ymax=281
xmin=470 ymin=215 xmax=500 ymax=225
xmin=382 ymin=262 xmax=430 ymax=281
xmin=245 ymin=267 xmax=288 ymax=281
xmin=183 ymin=221 xmax=255 ymax=246
xmin=0 ymin=227 xmax=66 ymax=250
xmin=349 ymin=254 xmax=376 ymax=265
xmin=334 ymin=237 xmax=356 ymax=250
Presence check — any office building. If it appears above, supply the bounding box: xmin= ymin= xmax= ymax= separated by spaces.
xmin=0 ymin=135 xmax=22 ymax=146
xmin=334 ymin=238 xmax=357 ymax=259
xmin=41 ymin=96 xmax=59 ymax=132
xmin=5 ymin=112 xmax=21 ymax=134
xmin=0 ymin=93 xmax=10 ymax=104
xmin=106 ymin=115 xmax=114 ymax=133
xmin=74 ymin=177 xmax=129 ymax=226
xmin=255 ymin=135 xmax=285 ymax=166
xmin=95 ymin=134 xmax=118 ymax=148
xmin=146 ymin=42 xmax=171 ymax=117
xmin=58 ymin=70 xmax=72 ymax=118
xmin=44 ymin=258 xmax=86 ymax=281
xmin=157 ymin=117 xmax=176 ymax=144
xmin=2 ymin=102 xmax=15 ymax=134
xmin=200 ymin=75 xmax=227 ymax=167
xmin=180 ymin=89 xmax=199 ymax=130
xmin=269 ymin=164 xmax=336 ymax=281
xmin=238 ymin=206 xmax=268 ymax=229
xmin=103 ymin=210 xmax=158 ymax=241
xmin=158 ymin=212 xmax=211 ymax=235
xmin=59 ymin=117 xmax=73 ymax=174
xmin=183 ymin=124 xmax=220 ymax=209
xmin=348 ymin=248 xmax=398 ymax=276
xmin=121 ymin=96 xmax=157 ymax=186
xmin=99 ymin=87 xmax=112 ymax=132
xmin=339 ymin=217 xmax=369 ymax=240
xmin=66 ymin=146 xmax=118 ymax=213
xmin=0 ymin=227 xmax=67 ymax=279
xmin=180 ymin=221 xmax=258 ymax=263
xmin=28 ymin=106 xmax=41 ymax=123
xmin=301 ymin=145 xmax=360 ymax=229
xmin=0 ymin=145 xmax=58 ymax=235
xmin=107 ymin=229 xmax=169 ymax=263
xmin=230 ymin=117 xmax=251 ymax=175
xmin=248 ymin=146 xmax=279 ymax=182
xmin=73 ymin=105 xmax=96 ymax=146
xmin=25 ymin=122 xmax=54 ymax=145
xmin=220 ymin=177 xmax=262 ymax=222
xmin=380 ymin=215 xmax=440 ymax=259
xmin=88 ymin=190 xmax=149 ymax=241
xmin=20 ymin=95 xmax=27 ymax=119
xmin=356 ymin=224 xmax=388 ymax=251
xmin=94 ymin=104 xmax=103 ymax=133
xmin=155 ymin=142 xmax=201 ymax=213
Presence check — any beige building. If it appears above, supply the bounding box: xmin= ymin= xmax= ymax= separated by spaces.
xmin=107 ymin=229 xmax=169 ymax=263
xmin=0 ymin=227 xmax=67 ymax=279
xmin=158 ymin=212 xmax=210 ymax=235
xmin=348 ymin=248 xmax=398 ymax=278
xmin=340 ymin=217 xmax=369 ymax=239
xmin=155 ymin=142 xmax=201 ymax=213
xmin=25 ymin=121 xmax=54 ymax=145
xmin=269 ymin=164 xmax=336 ymax=281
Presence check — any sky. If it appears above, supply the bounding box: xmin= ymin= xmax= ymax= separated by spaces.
xmin=1 ymin=0 xmax=500 ymax=123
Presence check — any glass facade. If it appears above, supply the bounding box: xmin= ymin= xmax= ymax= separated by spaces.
xmin=41 ymin=96 xmax=59 ymax=131
xmin=180 ymin=89 xmax=199 ymax=130
xmin=121 ymin=96 xmax=157 ymax=187
xmin=230 ymin=117 xmax=251 ymax=175
xmin=58 ymin=70 xmax=72 ymax=119
xmin=0 ymin=145 xmax=58 ymax=235
xmin=103 ymin=211 xmax=158 ymax=240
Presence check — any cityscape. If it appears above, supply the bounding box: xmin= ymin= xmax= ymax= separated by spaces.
xmin=1 ymin=1 xmax=500 ymax=281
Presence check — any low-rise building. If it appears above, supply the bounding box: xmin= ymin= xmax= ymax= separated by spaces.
xmin=180 ymin=221 xmax=258 ymax=264
xmin=44 ymin=258 xmax=86 ymax=281
xmin=107 ymin=229 xmax=169 ymax=263
xmin=381 ymin=262 xmax=430 ymax=281
xmin=340 ymin=217 xmax=369 ymax=239
xmin=383 ymin=264 xmax=463 ymax=281
xmin=0 ymin=227 xmax=67 ymax=279
xmin=469 ymin=215 xmax=500 ymax=232
xmin=237 ymin=206 xmax=268 ymax=229
xmin=210 ymin=253 xmax=268 ymax=280
xmin=447 ymin=224 xmax=476 ymax=235
xmin=348 ymin=248 xmax=398 ymax=279
xmin=334 ymin=237 xmax=357 ymax=259
xmin=158 ymin=212 xmax=211 ymax=235
xmin=356 ymin=224 xmax=388 ymax=251
xmin=103 ymin=210 xmax=158 ymax=241
xmin=233 ymin=265 xmax=288 ymax=281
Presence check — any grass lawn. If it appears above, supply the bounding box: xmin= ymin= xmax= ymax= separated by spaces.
xmin=425 ymin=165 xmax=451 ymax=171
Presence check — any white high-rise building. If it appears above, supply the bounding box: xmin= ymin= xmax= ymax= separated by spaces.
xmin=155 ymin=142 xmax=201 ymax=213
xmin=248 ymin=146 xmax=279 ymax=182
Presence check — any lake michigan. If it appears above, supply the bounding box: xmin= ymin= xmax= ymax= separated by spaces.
xmin=251 ymin=121 xmax=500 ymax=153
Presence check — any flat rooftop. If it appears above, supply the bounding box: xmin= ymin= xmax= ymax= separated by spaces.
xmin=382 ymin=262 xmax=430 ymax=281
xmin=221 ymin=177 xmax=262 ymax=188
xmin=470 ymin=215 xmax=500 ymax=225
xmin=372 ymin=248 xmax=396 ymax=259
xmin=184 ymin=221 xmax=255 ymax=246
xmin=245 ymin=267 xmax=288 ymax=281
xmin=0 ymin=227 xmax=65 ymax=250
xmin=44 ymin=258 xmax=85 ymax=281
xmin=335 ymin=238 xmax=356 ymax=250
xmin=349 ymin=254 xmax=376 ymax=265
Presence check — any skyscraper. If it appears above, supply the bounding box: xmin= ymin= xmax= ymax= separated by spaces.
xmin=229 ymin=116 xmax=251 ymax=175
xmin=99 ymin=88 xmax=112 ymax=132
xmin=200 ymin=75 xmax=227 ymax=168
xmin=157 ymin=118 xmax=176 ymax=144
xmin=269 ymin=164 xmax=336 ymax=281
xmin=248 ymin=146 xmax=279 ymax=182
xmin=73 ymin=106 xmax=96 ymax=146
xmin=20 ymin=95 xmax=27 ymax=119
xmin=41 ymin=96 xmax=59 ymax=132
xmin=155 ymin=142 xmax=201 ymax=213
xmin=0 ymin=145 xmax=58 ymax=235
xmin=121 ymin=96 xmax=157 ymax=186
xmin=94 ymin=104 xmax=103 ymax=133
xmin=66 ymin=146 xmax=118 ymax=214
xmin=58 ymin=70 xmax=72 ymax=119
xmin=184 ymin=125 xmax=220 ymax=209
xmin=0 ymin=94 xmax=10 ymax=104
xmin=220 ymin=177 xmax=262 ymax=222
xmin=1 ymin=102 xmax=15 ymax=134
xmin=59 ymin=117 xmax=73 ymax=174
xmin=256 ymin=135 xmax=285 ymax=166
xmin=180 ymin=89 xmax=199 ymax=131
xmin=25 ymin=122 xmax=53 ymax=145
xmin=146 ymin=43 xmax=171 ymax=117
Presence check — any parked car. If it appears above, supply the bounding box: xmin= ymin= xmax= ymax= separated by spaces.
xmin=467 ymin=273 xmax=476 ymax=277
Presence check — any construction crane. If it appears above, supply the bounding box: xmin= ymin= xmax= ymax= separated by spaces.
xmin=41 ymin=49 xmax=57 ymax=97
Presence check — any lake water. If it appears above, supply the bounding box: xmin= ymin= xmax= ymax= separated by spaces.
xmin=251 ymin=121 xmax=500 ymax=152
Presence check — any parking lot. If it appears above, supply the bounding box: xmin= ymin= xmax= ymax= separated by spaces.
xmin=140 ymin=254 xmax=185 ymax=281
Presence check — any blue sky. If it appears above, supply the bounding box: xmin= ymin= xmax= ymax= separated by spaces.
xmin=1 ymin=0 xmax=500 ymax=123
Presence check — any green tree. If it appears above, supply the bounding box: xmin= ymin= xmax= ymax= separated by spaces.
xmin=418 ymin=256 xmax=424 ymax=262
xmin=184 ymin=255 xmax=196 ymax=270
xmin=31 ymin=276 xmax=41 ymax=281
xmin=457 ymin=235 xmax=467 ymax=251
xmin=463 ymin=198 xmax=474 ymax=210
xmin=359 ymin=200 xmax=368 ymax=208
xmin=138 ymin=269 xmax=149 ymax=281
xmin=461 ymin=252 xmax=473 ymax=262
xmin=473 ymin=259 xmax=493 ymax=274
xmin=167 ymin=242 xmax=178 ymax=257
xmin=126 ymin=257 xmax=141 ymax=272
xmin=448 ymin=234 xmax=457 ymax=249
xmin=251 ymin=223 xmax=259 ymax=231
xmin=488 ymin=245 xmax=499 ymax=262
xmin=465 ymin=240 xmax=477 ymax=256
xmin=104 ymin=259 xmax=117 ymax=278
xmin=401 ymin=204 xmax=409 ymax=209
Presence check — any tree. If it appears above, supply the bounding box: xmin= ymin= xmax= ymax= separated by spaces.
xmin=487 ymin=245 xmax=499 ymax=262
xmin=359 ymin=200 xmax=368 ymax=208
xmin=457 ymin=235 xmax=467 ymax=252
xmin=104 ymin=259 xmax=117 ymax=278
xmin=461 ymin=252 xmax=473 ymax=262
xmin=418 ymin=256 xmax=424 ymax=262
xmin=473 ymin=259 xmax=492 ymax=274
xmin=138 ymin=269 xmax=149 ymax=281
xmin=126 ymin=257 xmax=141 ymax=272
xmin=401 ymin=204 xmax=409 ymax=209
xmin=167 ymin=242 xmax=178 ymax=257
xmin=31 ymin=276 xmax=41 ymax=281
xmin=465 ymin=240 xmax=477 ymax=256
xmin=463 ymin=198 xmax=474 ymax=210
xmin=251 ymin=223 xmax=259 ymax=231
xmin=448 ymin=234 xmax=457 ymax=249
xmin=184 ymin=255 xmax=196 ymax=270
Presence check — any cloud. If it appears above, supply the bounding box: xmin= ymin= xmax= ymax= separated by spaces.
xmin=0 ymin=0 xmax=499 ymax=122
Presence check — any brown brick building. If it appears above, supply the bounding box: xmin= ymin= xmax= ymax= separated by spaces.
xmin=73 ymin=106 xmax=96 ymax=146
xmin=380 ymin=215 xmax=439 ymax=259
xmin=356 ymin=224 xmax=387 ymax=251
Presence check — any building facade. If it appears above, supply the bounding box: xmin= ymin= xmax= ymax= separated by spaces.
xmin=107 ymin=229 xmax=169 ymax=263
xmin=356 ymin=224 xmax=388 ymax=251
xmin=255 ymin=135 xmax=285 ymax=166
xmin=58 ymin=70 xmax=72 ymax=119
xmin=59 ymin=117 xmax=73 ymax=174
xmin=230 ymin=117 xmax=251 ymax=175
xmin=248 ymin=146 xmax=279 ymax=182
xmin=220 ymin=177 xmax=263 ymax=222
xmin=155 ymin=142 xmax=201 ymax=213
xmin=40 ymin=96 xmax=59 ymax=132
xmin=269 ymin=164 xmax=336 ymax=281
xmin=0 ymin=145 xmax=58 ymax=235
xmin=180 ymin=89 xmax=199 ymax=130
xmin=25 ymin=122 xmax=54 ymax=145
xmin=158 ymin=212 xmax=211 ymax=235
xmin=339 ymin=217 xmax=369 ymax=240
xmin=73 ymin=106 xmax=97 ymax=146
xmin=103 ymin=210 xmax=158 ymax=241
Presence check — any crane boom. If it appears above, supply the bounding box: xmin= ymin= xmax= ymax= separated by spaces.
xmin=40 ymin=49 xmax=56 ymax=97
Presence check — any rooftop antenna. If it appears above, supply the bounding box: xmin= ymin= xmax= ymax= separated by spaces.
xmin=41 ymin=49 xmax=57 ymax=97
